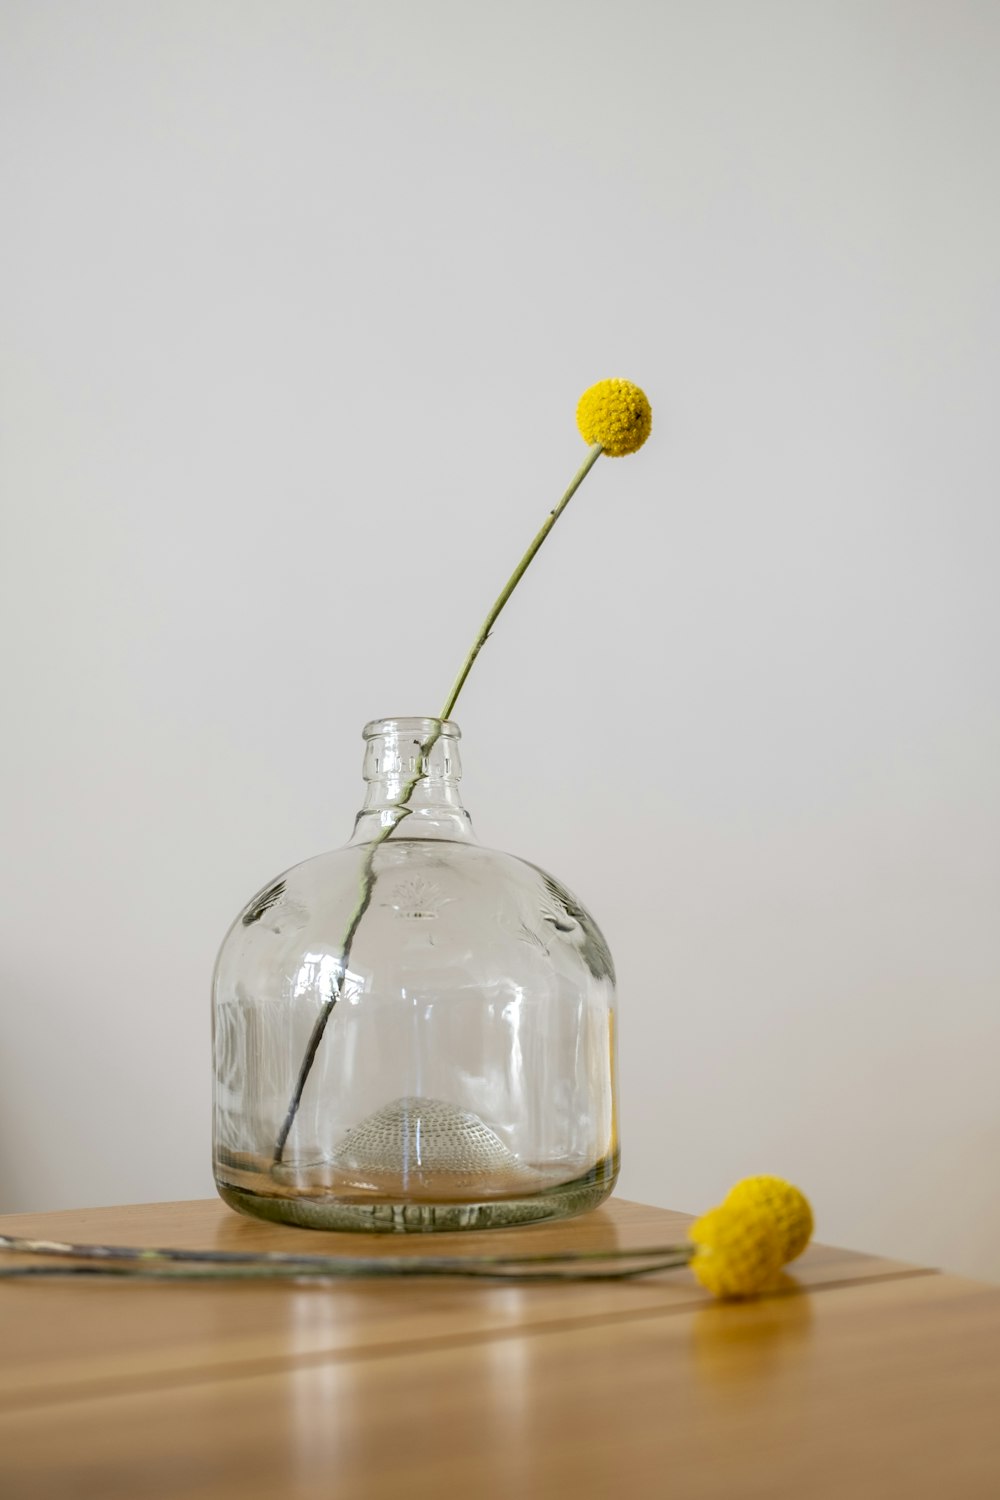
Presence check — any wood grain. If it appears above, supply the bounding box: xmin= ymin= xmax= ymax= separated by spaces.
xmin=2 ymin=1196 xmax=995 ymax=1499
xmin=0 ymin=1198 xmax=920 ymax=1409
xmin=3 ymin=1274 xmax=999 ymax=1499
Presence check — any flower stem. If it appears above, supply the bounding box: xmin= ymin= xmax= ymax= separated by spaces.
xmin=439 ymin=442 xmax=602 ymax=720
xmin=0 ymin=1260 xmax=692 ymax=1283
xmin=272 ymin=757 xmax=428 ymax=1162
xmin=271 ymin=442 xmax=605 ymax=1163
xmin=0 ymin=1230 xmax=693 ymax=1282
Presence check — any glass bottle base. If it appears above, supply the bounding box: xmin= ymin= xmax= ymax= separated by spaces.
xmin=214 ymin=1152 xmax=619 ymax=1233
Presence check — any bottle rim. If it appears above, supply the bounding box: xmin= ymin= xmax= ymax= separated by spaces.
xmin=363 ymin=716 xmax=461 ymax=741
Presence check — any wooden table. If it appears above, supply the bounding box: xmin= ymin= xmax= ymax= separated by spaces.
xmin=2 ymin=1196 xmax=999 ymax=1498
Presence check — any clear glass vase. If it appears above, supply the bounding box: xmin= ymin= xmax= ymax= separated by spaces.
xmin=212 ymin=717 xmax=619 ymax=1232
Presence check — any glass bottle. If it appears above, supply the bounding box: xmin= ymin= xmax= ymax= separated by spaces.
xmin=212 ymin=717 xmax=619 ymax=1231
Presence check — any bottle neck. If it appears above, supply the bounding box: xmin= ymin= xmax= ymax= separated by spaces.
xmin=349 ymin=717 xmax=476 ymax=845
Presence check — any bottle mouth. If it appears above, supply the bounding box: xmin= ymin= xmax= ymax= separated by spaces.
xmin=363 ymin=716 xmax=461 ymax=742
xmin=360 ymin=716 xmax=465 ymax=796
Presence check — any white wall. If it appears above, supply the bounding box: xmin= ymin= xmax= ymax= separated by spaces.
xmin=2 ymin=0 xmax=998 ymax=1282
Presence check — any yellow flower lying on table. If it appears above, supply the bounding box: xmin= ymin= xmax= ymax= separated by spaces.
xmin=0 ymin=1176 xmax=813 ymax=1299
xmin=724 ymin=1174 xmax=815 ymax=1263
xmin=689 ymin=1177 xmax=814 ymax=1298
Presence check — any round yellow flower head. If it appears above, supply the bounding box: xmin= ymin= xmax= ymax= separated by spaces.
xmin=725 ymin=1176 xmax=814 ymax=1264
xmin=576 ymin=378 xmax=652 ymax=457
xmin=688 ymin=1203 xmax=783 ymax=1299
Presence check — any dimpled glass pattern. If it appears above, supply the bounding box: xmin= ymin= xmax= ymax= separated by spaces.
xmin=212 ymin=718 xmax=618 ymax=1232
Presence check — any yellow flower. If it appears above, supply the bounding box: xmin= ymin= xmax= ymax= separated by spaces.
xmin=576 ymin=378 xmax=652 ymax=457
xmin=688 ymin=1203 xmax=783 ymax=1299
xmin=725 ymin=1176 xmax=814 ymax=1264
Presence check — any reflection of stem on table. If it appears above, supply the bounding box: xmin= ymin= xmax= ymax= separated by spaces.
xmin=272 ymin=443 xmax=604 ymax=1165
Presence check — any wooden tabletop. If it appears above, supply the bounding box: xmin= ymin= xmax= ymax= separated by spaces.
xmin=1 ymin=1196 xmax=998 ymax=1498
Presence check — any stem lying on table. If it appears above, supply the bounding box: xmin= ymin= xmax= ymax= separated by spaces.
xmin=0 ymin=1231 xmax=693 ymax=1283
xmin=272 ymin=442 xmax=605 ymax=1163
